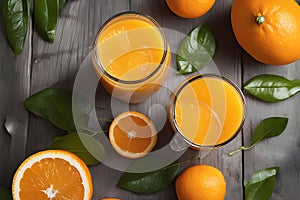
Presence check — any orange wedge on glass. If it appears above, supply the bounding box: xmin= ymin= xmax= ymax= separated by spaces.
xmin=109 ymin=111 xmax=157 ymax=159
xmin=12 ymin=150 xmax=93 ymax=200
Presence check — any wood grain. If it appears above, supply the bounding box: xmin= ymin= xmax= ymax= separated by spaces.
xmin=0 ymin=0 xmax=32 ymax=188
xmin=26 ymin=0 xmax=130 ymax=199
xmin=201 ymin=1 xmax=244 ymax=199
xmin=128 ymin=0 xmax=243 ymax=199
xmin=1 ymin=0 xmax=299 ymax=199
xmin=242 ymin=53 xmax=300 ymax=200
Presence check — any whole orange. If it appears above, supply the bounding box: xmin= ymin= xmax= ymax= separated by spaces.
xmin=165 ymin=0 xmax=215 ymax=19
xmin=231 ymin=0 xmax=300 ymax=65
xmin=176 ymin=164 xmax=226 ymax=200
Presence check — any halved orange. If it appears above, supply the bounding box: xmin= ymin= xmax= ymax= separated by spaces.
xmin=12 ymin=150 xmax=93 ymax=200
xmin=109 ymin=111 xmax=157 ymax=159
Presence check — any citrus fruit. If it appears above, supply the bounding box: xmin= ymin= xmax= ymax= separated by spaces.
xmin=12 ymin=150 xmax=93 ymax=200
xmin=165 ymin=0 xmax=215 ymax=18
xmin=109 ymin=111 xmax=157 ymax=159
xmin=231 ymin=0 xmax=300 ymax=65
xmin=176 ymin=164 xmax=226 ymax=200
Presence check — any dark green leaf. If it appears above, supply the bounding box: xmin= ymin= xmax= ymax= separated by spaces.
xmin=252 ymin=117 xmax=288 ymax=145
xmin=2 ymin=0 xmax=30 ymax=54
xmin=44 ymin=97 xmax=77 ymax=131
xmin=23 ymin=87 xmax=93 ymax=132
xmin=177 ymin=24 xmax=216 ymax=74
xmin=24 ymin=88 xmax=70 ymax=118
xmin=34 ymin=0 xmax=59 ymax=42
xmin=228 ymin=117 xmax=288 ymax=156
xmin=244 ymin=74 xmax=300 ymax=102
xmin=0 ymin=186 xmax=12 ymax=200
xmin=118 ymin=164 xmax=180 ymax=194
xmin=244 ymin=167 xmax=280 ymax=200
xmin=296 ymin=0 xmax=300 ymax=6
xmin=59 ymin=0 xmax=66 ymax=10
xmin=49 ymin=132 xmax=105 ymax=166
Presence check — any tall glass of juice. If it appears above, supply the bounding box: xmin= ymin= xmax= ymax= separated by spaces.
xmin=168 ymin=74 xmax=245 ymax=151
xmin=93 ymin=12 xmax=170 ymax=104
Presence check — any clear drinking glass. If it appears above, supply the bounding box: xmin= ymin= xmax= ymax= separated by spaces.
xmin=92 ymin=12 xmax=170 ymax=104
xmin=168 ymin=74 xmax=246 ymax=151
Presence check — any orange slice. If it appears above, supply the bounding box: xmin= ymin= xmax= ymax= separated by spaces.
xmin=12 ymin=150 xmax=93 ymax=200
xmin=109 ymin=111 xmax=157 ymax=159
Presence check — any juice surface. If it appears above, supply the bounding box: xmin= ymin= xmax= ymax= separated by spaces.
xmin=96 ymin=19 xmax=164 ymax=81
xmin=174 ymin=77 xmax=244 ymax=146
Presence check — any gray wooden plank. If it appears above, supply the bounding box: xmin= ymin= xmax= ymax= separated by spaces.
xmin=25 ymin=0 xmax=244 ymax=199
xmin=25 ymin=0 xmax=130 ymax=200
xmin=242 ymin=54 xmax=300 ymax=199
xmin=202 ymin=1 xmax=244 ymax=199
xmin=0 ymin=0 xmax=32 ymax=188
xmin=127 ymin=0 xmax=243 ymax=200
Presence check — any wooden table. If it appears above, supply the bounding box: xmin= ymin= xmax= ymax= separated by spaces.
xmin=0 ymin=0 xmax=299 ymax=199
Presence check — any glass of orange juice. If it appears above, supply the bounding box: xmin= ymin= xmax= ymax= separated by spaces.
xmin=168 ymin=74 xmax=245 ymax=151
xmin=93 ymin=12 xmax=170 ymax=104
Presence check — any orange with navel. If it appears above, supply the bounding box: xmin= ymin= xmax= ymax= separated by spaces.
xmin=109 ymin=111 xmax=157 ymax=159
xmin=231 ymin=0 xmax=300 ymax=65
xmin=165 ymin=0 xmax=215 ymax=18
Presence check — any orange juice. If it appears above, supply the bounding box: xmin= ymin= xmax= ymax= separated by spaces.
xmin=93 ymin=12 xmax=170 ymax=103
xmin=169 ymin=75 xmax=245 ymax=148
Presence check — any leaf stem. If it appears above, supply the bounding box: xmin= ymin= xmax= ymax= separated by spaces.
xmin=228 ymin=148 xmax=242 ymax=156
xmin=90 ymin=130 xmax=108 ymax=137
xmin=82 ymin=111 xmax=112 ymax=122
xmin=228 ymin=144 xmax=255 ymax=156
xmin=75 ymin=124 xmax=108 ymax=136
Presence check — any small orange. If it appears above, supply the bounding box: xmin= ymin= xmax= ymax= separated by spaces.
xmin=12 ymin=150 xmax=93 ymax=200
xmin=231 ymin=0 xmax=300 ymax=65
xmin=176 ymin=164 xmax=226 ymax=200
xmin=109 ymin=111 xmax=157 ymax=159
xmin=165 ymin=0 xmax=215 ymax=19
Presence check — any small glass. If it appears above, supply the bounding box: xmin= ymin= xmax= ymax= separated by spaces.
xmin=92 ymin=12 xmax=170 ymax=104
xmin=168 ymin=74 xmax=246 ymax=151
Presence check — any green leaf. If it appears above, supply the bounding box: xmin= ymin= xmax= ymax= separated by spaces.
xmin=49 ymin=132 xmax=105 ymax=166
xmin=251 ymin=117 xmax=288 ymax=145
xmin=2 ymin=0 xmax=30 ymax=54
xmin=244 ymin=74 xmax=300 ymax=102
xmin=44 ymin=97 xmax=77 ymax=131
xmin=296 ymin=0 xmax=300 ymax=6
xmin=118 ymin=164 xmax=180 ymax=194
xmin=23 ymin=87 xmax=93 ymax=132
xmin=0 ymin=186 xmax=12 ymax=200
xmin=228 ymin=117 xmax=288 ymax=156
xmin=177 ymin=24 xmax=216 ymax=74
xmin=59 ymin=0 xmax=66 ymax=10
xmin=24 ymin=88 xmax=69 ymax=118
xmin=34 ymin=0 xmax=59 ymax=42
xmin=244 ymin=167 xmax=280 ymax=200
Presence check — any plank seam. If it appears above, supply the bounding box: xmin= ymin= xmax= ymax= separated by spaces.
xmin=25 ymin=15 xmax=33 ymax=156
xmin=241 ymin=50 xmax=245 ymax=200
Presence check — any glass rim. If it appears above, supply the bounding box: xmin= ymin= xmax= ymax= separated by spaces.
xmin=170 ymin=74 xmax=246 ymax=149
xmin=93 ymin=11 xmax=168 ymax=84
